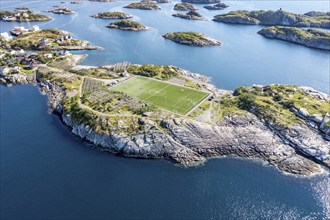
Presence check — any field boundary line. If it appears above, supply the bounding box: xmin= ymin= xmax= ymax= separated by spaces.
xmin=185 ymin=93 xmax=211 ymax=116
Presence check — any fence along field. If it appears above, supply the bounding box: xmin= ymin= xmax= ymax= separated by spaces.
xmin=111 ymin=76 xmax=210 ymax=115
xmin=81 ymin=77 xmax=104 ymax=94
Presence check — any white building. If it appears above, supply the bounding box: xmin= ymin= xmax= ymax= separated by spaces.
xmin=31 ymin=25 xmax=40 ymax=32
xmin=13 ymin=66 xmax=20 ymax=74
xmin=0 ymin=67 xmax=10 ymax=76
xmin=0 ymin=32 xmax=13 ymax=42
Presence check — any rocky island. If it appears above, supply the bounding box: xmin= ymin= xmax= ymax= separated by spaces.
xmin=258 ymin=26 xmax=330 ymax=51
xmin=6 ymin=29 xmax=101 ymax=51
xmin=106 ymin=20 xmax=149 ymax=31
xmin=172 ymin=10 xmax=203 ymax=20
xmin=163 ymin=32 xmax=220 ymax=46
xmin=173 ymin=3 xmax=197 ymax=11
xmin=0 ymin=9 xmax=51 ymax=22
xmin=45 ymin=7 xmax=76 ymax=15
xmin=204 ymin=3 xmax=228 ymax=10
xmin=91 ymin=12 xmax=133 ymax=19
xmin=89 ymin=0 xmax=116 ymax=2
xmin=182 ymin=0 xmax=220 ymax=4
xmin=0 ymin=50 xmax=329 ymax=177
xmin=124 ymin=2 xmax=161 ymax=10
xmin=213 ymin=9 xmax=330 ymax=28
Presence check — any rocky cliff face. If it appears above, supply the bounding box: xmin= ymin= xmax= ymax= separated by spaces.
xmin=2 ymin=73 xmax=329 ymax=177
xmin=213 ymin=10 xmax=330 ymax=28
xmin=258 ymin=26 xmax=330 ymax=50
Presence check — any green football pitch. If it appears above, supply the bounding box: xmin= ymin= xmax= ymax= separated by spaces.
xmin=111 ymin=76 xmax=210 ymax=115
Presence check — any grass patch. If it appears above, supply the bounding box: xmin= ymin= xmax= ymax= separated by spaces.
xmin=111 ymin=76 xmax=210 ymax=115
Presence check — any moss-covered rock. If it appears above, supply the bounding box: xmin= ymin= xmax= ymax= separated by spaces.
xmin=124 ymin=2 xmax=161 ymax=10
xmin=172 ymin=10 xmax=203 ymax=20
xmin=173 ymin=3 xmax=197 ymax=11
xmin=204 ymin=3 xmax=228 ymax=10
xmin=91 ymin=11 xmax=133 ymax=19
xmin=162 ymin=32 xmax=221 ymax=46
xmin=106 ymin=20 xmax=149 ymax=31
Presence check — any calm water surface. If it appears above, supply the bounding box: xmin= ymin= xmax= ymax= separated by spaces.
xmin=1 ymin=0 xmax=329 ymax=93
xmin=1 ymin=0 xmax=330 ymax=219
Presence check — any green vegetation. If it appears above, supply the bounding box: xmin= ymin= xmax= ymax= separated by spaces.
xmin=163 ymin=32 xmax=208 ymax=42
xmin=124 ymin=3 xmax=161 ymax=10
xmin=258 ymin=26 xmax=330 ymax=44
xmin=172 ymin=11 xmax=203 ymax=20
xmin=128 ymin=64 xmax=180 ymax=80
xmin=213 ymin=10 xmax=330 ymax=28
xmin=173 ymin=3 xmax=196 ymax=11
xmin=9 ymin=29 xmax=62 ymax=49
xmin=111 ymin=76 xmax=210 ymax=115
xmin=92 ymin=11 xmax=133 ymax=19
xmin=0 ymin=10 xmax=51 ymax=21
xmin=70 ymin=68 xmax=117 ymax=79
xmin=218 ymin=85 xmax=330 ymax=127
xmin=81 ymin=77 xmax=104 ymax=94
xmin=106 ymin=20 xmax=148 ymax=30
xmin=81 ymin=86 xmax=156 ymax=115
xmin=162 ymin=32 xmax=220 ymax=46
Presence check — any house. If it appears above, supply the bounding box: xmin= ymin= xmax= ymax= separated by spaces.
xmin=59 ymin=50 xmax=71 ymax=57
xmin=9 ymin=50 xmax=17 ymax=55
xmin=31 ymin=25 xmax=40 ymax=32
xmin=39 ymin=38 xmax=51 ymax=47
xmin=43 ymin=53 xmax=53 ymax=59
xmin=13 ymin=66 xmax=20 ymax=74
xmin=0 ymin=66 xmax=10 ymax=76
xmin=121 ymin=70 xmax=129 ymax=77
xmin=107 ymin=80 xmax=119 ymax=86
xmin=3 ymin=16 xmax=16 ymax=21
xmin=10 ymin=26 xmax=28 ymax=36
xmin=22 ymin=13 xmax=29 ymax=18
xmin=0 ymin=32 xmax=13 ymax=42
xmin=18 ymin=49 xmax=25 ymax=54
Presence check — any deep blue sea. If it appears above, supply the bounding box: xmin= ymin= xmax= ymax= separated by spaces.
xmin=1 ymin=0 xmax=330 ymax=219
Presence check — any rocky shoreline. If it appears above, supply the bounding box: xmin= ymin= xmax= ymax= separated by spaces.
xmin=172 ymin=10 xmax=203 ymax=20
xmin=163 ymin=32 xmax=221 ymax=46
xmin=213 ymin=10 xmax=330 ymax=28
xmin=106 ymin=20 xmax=149 ymax=31
xmin=258 ymin=26 xmax=330 ymax=51
xmin=1 ymin=63 xmax=329 ymax=177
xmin=91 ymin=12 xmax=133 ymax=19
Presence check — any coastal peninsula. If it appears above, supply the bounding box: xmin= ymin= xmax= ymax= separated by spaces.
xmin=1 ymin=45 xmax=328 ymax=177
xmin=91 ymin=12 xmax=133 ymax=19
xmin=163 ymin=32 xmax=220 ymax=46
xmin=106 ymin=20 xmax=149 ymax=31
xmin=258 ymin=26 xmax=330 ymax=50
xmin=213 ymin=9 xmax=330 ymax=28
xmin=5 ymin=29 xmax=101 ymax=50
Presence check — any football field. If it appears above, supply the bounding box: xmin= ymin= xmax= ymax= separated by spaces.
xmin=111 ymin=76 xmax=210 ymax=115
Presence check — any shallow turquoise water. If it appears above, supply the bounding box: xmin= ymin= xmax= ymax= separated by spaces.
xmin=1 ymin=0 xmax=330 ymax=219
